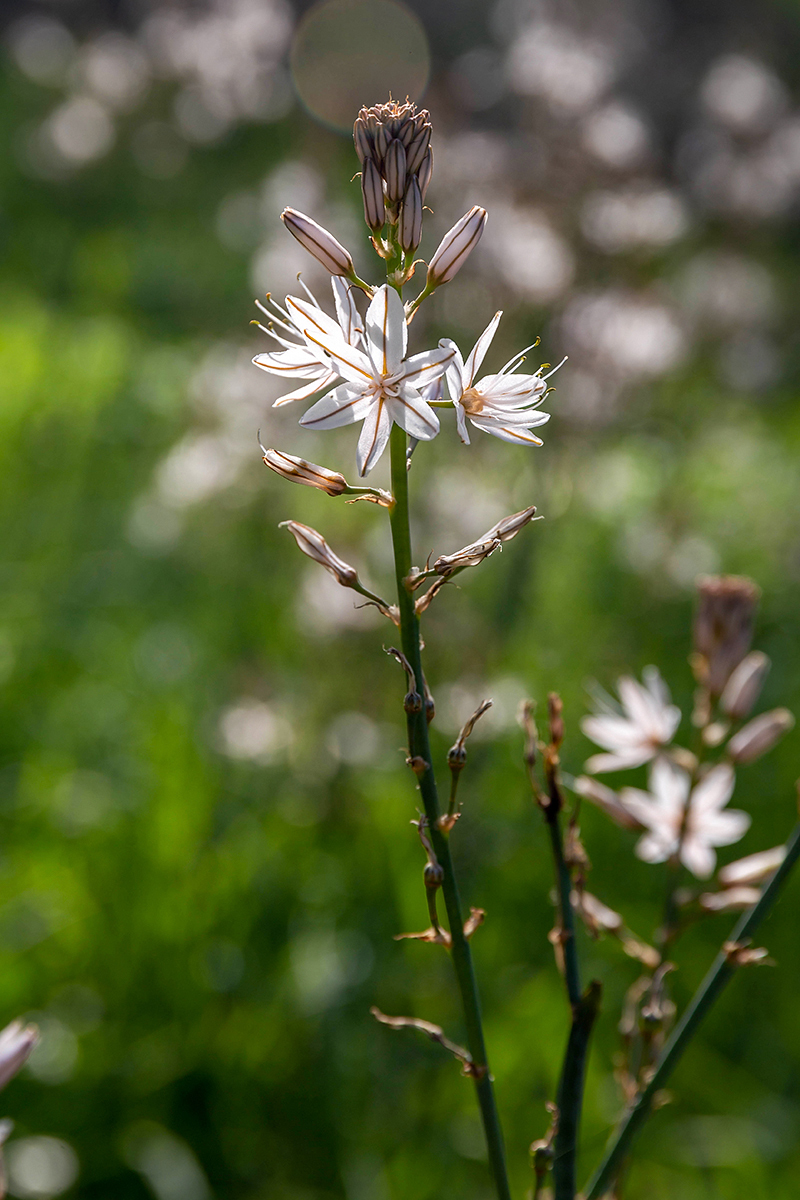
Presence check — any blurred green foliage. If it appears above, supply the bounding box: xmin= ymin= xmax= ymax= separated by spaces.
xmin=1 ymin=10 xmax=800 ymax=1200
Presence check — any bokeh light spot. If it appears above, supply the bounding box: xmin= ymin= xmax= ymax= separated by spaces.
xmin=290 ymin=0 xmax=430 ymax=132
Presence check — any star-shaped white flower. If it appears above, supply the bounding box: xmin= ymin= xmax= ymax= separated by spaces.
xmin=441 ymin=311 xmax=565 ymax=446
xmin=620 ymin=759 xmax=750 ymax=878
xmin=252 ymin=277 xmax=364 ymax=407
xmin=292 ymin=285 xmax=454 ymax=476
xmin=581 ymin=667 xmax=681 ymax=773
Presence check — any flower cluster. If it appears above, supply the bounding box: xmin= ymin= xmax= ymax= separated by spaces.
xmin=252 ymin=97 xmax=563 ymax=477
xmin=575 ymin=580 xmax=794 ymax=880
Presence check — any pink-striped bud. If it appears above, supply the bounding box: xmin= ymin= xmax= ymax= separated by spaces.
xmin=427 ymin=206 xmax=487 ymax=287
xmin=263 ymin=449 xmax=348 ymax=497
xmin=361 ymin=158 xmax=385 ymax=231
xmin=280 ymin=208 xmax=354 ymax=277
xmin=720 ymin=651 xmax=770 ymax=720
xmin=384 ymin=138 xmax=407 ymax=204
xmin=398 ymin=177 xmax=422 ymax=253
xmin=727 ymin=707 xmax=794 ymax=764
xmin=417 ymin=148 xmax=433 ymax=200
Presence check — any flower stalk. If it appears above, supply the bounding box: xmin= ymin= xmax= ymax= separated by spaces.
xmin=584 ymin=817 xmax=800 ymax=1200
xmin=387 ymin=422 xmax=512 ymax=1200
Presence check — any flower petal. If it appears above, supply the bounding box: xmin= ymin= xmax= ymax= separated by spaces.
xmin=366 ymin=285 xmax=407 ymax=377
xmin=464 ymin=311 xmax=503 ymax=384
xmin=388 ymin=383 xmax=440 ymax=441
xmin=356 ymin=398 xmax=392 ymax=476
xmin=331 ymin=277 xmax=364 ymax=345
xmin=272 ymin=371 xmax=338 ymax=407
xmin=680 ymin=836 xmax=717 ymax=879
xmin=636 ymin=831 xmax=674 ymax=864
xmin=287 ymin=297 xmax=374 ymax=385
xmin=696 ymin=808 xmax=751 ymax=847
xmin=467 ymin=420 xmax=546 ymax=445
xmin=398 ymin=345 xmax=456 ymax=390
xmin=299 ymin=383 xmax=373 ymax=429
xmin=649 ymin=757 xmax=691 ymax=815
xmin=691 ymin=762 xmax=735 ymax=816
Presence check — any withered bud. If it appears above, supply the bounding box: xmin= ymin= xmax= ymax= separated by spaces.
xmin=719 ymin=651 xmax=770 ymax=720
xmin=279 ymin=520 xmax=358 ymax=587
xmin=548 ymin=693 xmax=565 ymax=748
xmin=404 ymin=690 xmax=423 ymax=714
xmin=693 ymin=575 xmax=761 ymax=695
xmin=433 ymin=505 xmax=540 ymax=577
xmin=263 ymin=448 xmax=348 ymax=496
xmin=423 ymin=861 xmax=444 ymax=890
xmin=724 ymin=940 xmax=773 ymax=967
xmin=718 ymin=844 xmax=786 ymax=888
xmin=727 ymin=708 xmax=794 ymax=764
xmin=448 ymin=699 xmax=493 ymax=771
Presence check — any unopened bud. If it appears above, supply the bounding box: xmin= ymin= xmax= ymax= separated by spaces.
xmin=574 ymin=776 xmax=644 ymax=831
xmin=406 ymin=124 xmax=431 ymax=175
xmin=404 ymin=690 xmax=423 ymax=714
xmin=279 ymin=520 xmax=358 ymax=588
xmin=427 ymin=205 xmax=488 ymax=287
xmin=699 ymin=887 xmax=761 ymax=913
xmin=281 ymin=208 xmax=355 ymax=277
xmin=720 ymin=651 xmax=770 ymax=720
xmin=384 ymin=138 xmax=407 ymax=204
xmin=693 ymin=575 xmax=760 ymax=695
xmin=727 ymin=708 xmax=794 ymax=764
xmin=361 ymin=158 xmax=385 ymax=231
xmin=0 ymin=1019 xmax=39 ymax=1089
xmin=718 ymin=844 xmax=786 ymax=887
xmin=447 ymin=743 xmax=468 ymax=771
xmin=398 ymin=177 xmax=423 ymax=253
xmin=417 ymin=148 xmax=433 ymax=200
xmin=353 ymin=116 xmax=371 ymax=163
xmin=263 ymin=448 xmax=348 ymax=496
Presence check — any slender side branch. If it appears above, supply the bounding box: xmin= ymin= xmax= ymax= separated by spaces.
xmin=584 ymin=819 xmax=800 ymax=1200
xmin=387 ymin=423 xmax=512 ymax=1200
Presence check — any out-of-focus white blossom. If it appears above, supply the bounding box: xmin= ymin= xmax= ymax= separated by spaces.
xmin=442 ymin=312 xmax=562 ymax=447
xmin=620 ymin=759 xmax=749 ymax=878
xmin=0 ymin=1019 xmax=39 ymax=1090
xmin=294 ymin=286 xmax=453 ymax=475
xmin=581 ymin=667 xmax=681 ymax=773
xmin=718 ymin=844 xmax=786 ymax=887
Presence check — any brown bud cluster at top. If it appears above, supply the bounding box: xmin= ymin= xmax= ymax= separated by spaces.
xmin=692 ymin=574 xmax=760 ymax=697
xmin=354 ymin=100 xmax=432 ymax=253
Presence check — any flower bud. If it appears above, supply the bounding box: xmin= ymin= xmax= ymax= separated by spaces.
xmin=718 ymin=845 xmax=786 ymax=887
xmin=692 ymin=575 xmax=760 ymax=695
xmin=353 ymin=116 xmax=372 ymax=163
xmin=262 ymin=448 xmax=348 ymax=497
xmin=373 ymin=123 xmax=389 ymax=165
xmin=406 ymin=124 xmax=431 ymax=175
xmin=280 ymin=208 xmax=355 ymax=277
xmin=700 ymin=887 xmax=761 ymax=913
xmin=417 ymin=148 xmax=433 ymax=200
xmin=573 ymin=776 xmax=644 ymax=831
xmin=361 ymin=158 xmax=385 ymax=232
xmin=0 ymin=1020 xmax=39 ymax=1090
xmin=279 ymin=520 xmax=358 ymax=588
xmin=384 ymin=137 xmax=407 ymax=204
xmin=727 ymin=708 xmax=794 ymax=764
xmin=423 ymin=860 xmax=444 ymax=889
xmin=427 ymin=206 xmax=487 ymax=287
xmin=720 ymin=651 xmax=770 ymax=720
xmin=398 ymin=177 xmax=423 ymax=253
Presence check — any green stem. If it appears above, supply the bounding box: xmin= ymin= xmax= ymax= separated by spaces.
xmin=584 ymin=820 xmax=800 ymax=1200
xmin=554 ymin=981 xmax=602 ymax=1200
xmin=546 ymin=810 xmax=582 ymax=1009
xmin=387 ymin=423 xmax=512 ymax=1200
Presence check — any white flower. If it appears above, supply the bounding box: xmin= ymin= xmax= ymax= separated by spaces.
xmin=442 ymin=311 xmax=564 ymax=446
xmin=620 ymin=759 xmax=750 ymax=878
xmin=294 ymin=285 xmax=454 ymax=476
xmin=0 ymin=1019 xmax=38 ymax=1090
xmin=252 ymin=277 xmax=364 ymax=407
xmin=581 ymin=667 xmax=681 ymax=773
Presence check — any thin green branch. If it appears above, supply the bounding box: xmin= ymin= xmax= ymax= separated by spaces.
xmin=584 ymin=819 xmax=800 ymax=1200
xmin=554 ymin=981 xmax=602 ymax=1200
xmin=545 ymin=808 xmax=582 ymax=1010
xmin=387 ymin=423 xmax=512 ymax=1200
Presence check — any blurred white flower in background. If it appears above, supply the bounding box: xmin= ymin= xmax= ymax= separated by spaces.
xmin=581 ymin=101 xmax=651 ymax=170
xmin=507 ymin=21 xmax=615 ymax=114
xmin=485 ymin=205 xmax=575 ymax=302
xmin=581 ymin=667 xmax=681 ymax=773
xmin=701 ymin=54 xmax=787 ymax=135
xmin=219 ymin=699 xmax=292 ymax=764
xmin=562 ymin=290 xmax=686 ymax=379
xmin=5 ymin=1136 xmax=78 ymax=1199
xmin=580 ymin=187 xmax=688 ymax=254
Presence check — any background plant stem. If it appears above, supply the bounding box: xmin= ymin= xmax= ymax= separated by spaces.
xmin=584 ymin=819 xmax=800 ymax=1199
xmin=387 ymin=422 xmax=512 ymax=1200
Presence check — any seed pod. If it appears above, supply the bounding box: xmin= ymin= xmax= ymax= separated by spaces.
xmin=417 ymin=148 xmax=433 ymax=200
xmin=427 ymin=206 xmax=488 ymax=287
xmin=361 ymin=158 xmax=385 ymax=231
xmin=406 ymin=124 xmax=431 ymax=175
xmin=383 ymin=138 xmax=407 ymax=204
xmin=398 ymin=176 xmax=423 ymax=252
xmin=280 ymin=208 xmax=354 ymax=277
